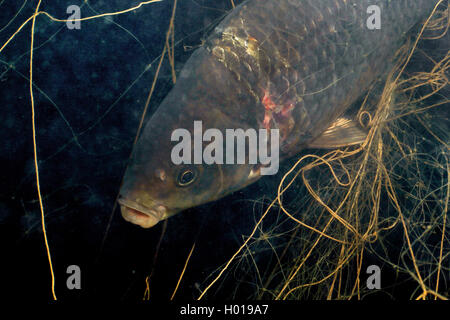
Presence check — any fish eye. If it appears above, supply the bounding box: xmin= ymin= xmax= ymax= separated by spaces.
xmin=177 ymin=168 xmax=197 ymax=187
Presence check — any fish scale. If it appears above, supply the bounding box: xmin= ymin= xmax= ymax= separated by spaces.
xmin=205 ymin=0 xmax=436 ymax=151
xmin=118 ymin=0 xmax=439 ymax=228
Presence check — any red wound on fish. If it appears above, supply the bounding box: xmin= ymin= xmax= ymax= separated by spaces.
xmin=262 ymin=89 xmax=295 ymax=139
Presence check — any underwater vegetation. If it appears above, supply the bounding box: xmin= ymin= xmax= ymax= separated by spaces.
xmin=0 ymin=0 xmax=448 ymax=301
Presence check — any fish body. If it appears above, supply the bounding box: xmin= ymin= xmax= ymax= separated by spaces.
xmin=118 ymin=0 xmax=438 ymax=228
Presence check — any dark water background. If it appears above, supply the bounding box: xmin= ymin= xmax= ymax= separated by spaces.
xmin=0 ymin=0 xmax=448 ymax=301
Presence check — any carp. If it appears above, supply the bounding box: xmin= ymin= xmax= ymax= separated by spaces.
xmin=118 ymin=0 xmax=438 ymax=228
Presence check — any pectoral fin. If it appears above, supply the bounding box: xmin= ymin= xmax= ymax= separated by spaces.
xmin=308 ymin=118 xmax=367 ymax=149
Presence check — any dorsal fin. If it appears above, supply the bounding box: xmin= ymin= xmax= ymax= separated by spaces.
xmin=308 ymin=118 xmax=367 ymax=149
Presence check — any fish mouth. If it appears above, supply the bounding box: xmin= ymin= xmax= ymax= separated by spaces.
xmin=118 ymin=198 xmax=167 ymax=228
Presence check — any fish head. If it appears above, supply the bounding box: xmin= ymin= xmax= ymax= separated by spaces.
xmin=118 ymin=48 xmax=262 ymax=228
xmin=118 ymin=158 xmax=226 ymax=229
xmin=118 ymin=121 xmax=258 ymax=228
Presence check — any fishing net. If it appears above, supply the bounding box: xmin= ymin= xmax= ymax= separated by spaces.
xmin=0 ymin=0 xmax=447 ymax=301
